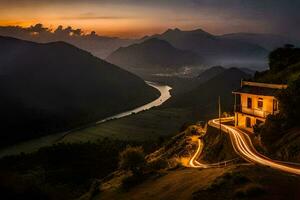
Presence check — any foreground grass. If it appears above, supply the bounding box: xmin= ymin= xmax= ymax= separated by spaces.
xmin=94 ymin=165 xmax=300 ymax=200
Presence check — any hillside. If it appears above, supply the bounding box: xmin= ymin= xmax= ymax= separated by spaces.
xmin=197 ymin=66 xmax=226 ymax=82
xmin=80 ymin=125 xmax=300 ymax=200
xmin=0 ymin=36 xmax=159 ymax=147
xmin=166 ymin=68 xmax=251 ymax=119
xmin=251 ymin=45 xmax=300 ymax=163
xmin=106 ymin=38 xmax=202 ymax=75
xmin=144 ymin=28 xmax=268 ymax=68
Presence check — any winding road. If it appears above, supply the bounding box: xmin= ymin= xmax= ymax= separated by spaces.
xmin=206 ymin=117 xmax=300 ymax=175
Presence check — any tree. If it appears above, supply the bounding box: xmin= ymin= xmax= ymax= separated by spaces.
xmin=277 ymin=78 xmax=300 ymax=126
xmin=269 ymin=44 xmax=300 ymax=72
xmin=119 ymin=146 xmax=146 ymax=175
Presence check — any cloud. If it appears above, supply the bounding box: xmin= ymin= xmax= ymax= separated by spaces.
xmin=0 ymin=0 xmax=299 ymax=39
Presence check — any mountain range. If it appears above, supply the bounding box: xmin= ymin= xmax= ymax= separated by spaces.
xmin=2 ymin=25 xmax=299 ymax=73
xmin=0 ymin=36 xmax=158 ymax=147
xmin=140 ymin=28 xmax=269 ymax=68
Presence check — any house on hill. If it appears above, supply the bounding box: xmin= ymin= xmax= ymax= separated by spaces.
xmin=233 ymin=81 xmax=287 ymax=133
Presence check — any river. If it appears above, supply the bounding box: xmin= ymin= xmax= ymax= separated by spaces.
xmin=96 ymin=81 xmax=172 ymax=124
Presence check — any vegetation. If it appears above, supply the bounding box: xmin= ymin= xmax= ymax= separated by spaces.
xmin=119 ymin=146 xmax=146 ymax=175
xmin=0 ymin=138 xmax=161 ymax=199
xmin=254 ymin=44 xmax=300 ymax=83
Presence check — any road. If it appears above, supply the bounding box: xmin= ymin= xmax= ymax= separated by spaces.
xmin=208 ymin=117 xmax=300 ymax=175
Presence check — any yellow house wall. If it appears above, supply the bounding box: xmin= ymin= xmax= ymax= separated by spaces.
xmin=235 ymin=112 xmax=266 ymax=133
xmin=240 ymin=94 xmax=277 ymax=118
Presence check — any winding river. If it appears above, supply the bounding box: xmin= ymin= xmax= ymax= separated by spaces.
xmin=0 ymin=81 xmax=172 ymax=157
xmin=96 ymin=81 xmax=172 ymax=124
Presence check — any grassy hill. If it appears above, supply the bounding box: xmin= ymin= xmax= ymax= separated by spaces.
xmin=0 ymin=36 xmax=159 ymax=147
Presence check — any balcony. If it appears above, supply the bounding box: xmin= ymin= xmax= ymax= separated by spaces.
xmin=235 ymin=105 xmax=274 ymax=118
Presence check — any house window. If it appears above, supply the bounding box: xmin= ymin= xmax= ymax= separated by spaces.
xmin=273 ymin=99 xmax=278 ymax=111
xmin=247 ymin=97 xmax=252 ymax=108
xmin=257 ymin=98 xmax=263 ymax=109
xmin=246 ymin=117 xmax=251 ymax=128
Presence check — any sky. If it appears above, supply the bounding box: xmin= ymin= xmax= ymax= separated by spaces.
xmin=0 ymin=0 xmax=299 ymax=38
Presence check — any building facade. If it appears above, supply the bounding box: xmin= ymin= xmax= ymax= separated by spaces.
xmin=233 ymin=81 xmax=287 ymax=133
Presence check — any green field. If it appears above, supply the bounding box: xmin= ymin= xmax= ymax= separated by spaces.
xmin=0 ymin=107 xmax=197 ymax=157
xmin=60 ymin=107 xmax=196 ymax=143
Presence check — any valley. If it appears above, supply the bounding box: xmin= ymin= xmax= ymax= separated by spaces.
xmin=1 ymin=18 xmax=300 ymax=200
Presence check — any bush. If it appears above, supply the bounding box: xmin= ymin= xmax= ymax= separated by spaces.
xmin=256 ymin=114 xmax=286 ymax=148
xmin=119 ymin=146 xmax=146 ymax=175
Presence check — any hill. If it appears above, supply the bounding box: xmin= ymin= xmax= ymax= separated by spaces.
xmin=106 ymin=38 xmax=202 ymax=75
xmin=144 ymin=28 xmax=268 ymax=69
xmin=0 ymin=36 xmax=159 ymax=147
xmin=197 ymin=66 xmax=226 ymax=82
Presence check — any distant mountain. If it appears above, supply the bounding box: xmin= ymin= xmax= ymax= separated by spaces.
xmin=167 ymin=68 xmax=251 ymax=115
xmin=220 ymin=33 xmax=300 ymax=51
xmin=106 ymin=38 xmax=202 ymax=74
xmin=0 ymin=36 xmax=159 ymax=147
xmin=144 ymin=28 xmax=269 ymax=68
xmin=69 ymin=35 xmax=134 ymax=59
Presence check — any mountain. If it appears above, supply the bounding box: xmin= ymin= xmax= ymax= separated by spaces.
xmin=62 ymin=34 xmax=134 ymax=59
xmin=0 ymin=36 xmax=159 ymax=147
xmin=220 ymin=33 xmax=300 ymax=51
xmin=106 ymin=38 xmax=202 ymax=75
xmin=197 ymin=66 xmax=226 ymax=82
xmin=144 ymin=28 xmax=269 ymax=69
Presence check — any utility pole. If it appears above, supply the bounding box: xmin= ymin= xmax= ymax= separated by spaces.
xmin=218 ymin=96 xmax=222 ymax=133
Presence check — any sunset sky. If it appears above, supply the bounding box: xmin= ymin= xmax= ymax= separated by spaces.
xmin=0 ymin=0 xmax=299 ymax=38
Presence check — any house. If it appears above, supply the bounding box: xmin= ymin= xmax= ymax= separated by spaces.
xmin=233 ymin=81 xmax=288 ymax=133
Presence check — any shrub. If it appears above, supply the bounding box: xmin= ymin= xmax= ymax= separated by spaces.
xmin=119 ymin=146 xmax=146 ymax=175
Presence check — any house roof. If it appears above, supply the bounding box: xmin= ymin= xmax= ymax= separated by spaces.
xmin=233 ymin=85 xmax=282 ymax=96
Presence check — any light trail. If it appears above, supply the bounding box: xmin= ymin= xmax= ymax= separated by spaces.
xmin=188 ymin=128 xmax=239 ymax=169
xmin=209 ymin=118 xmax=300 ymax=175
